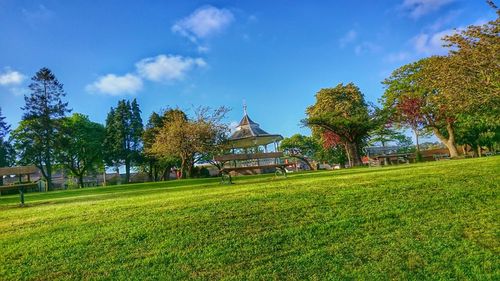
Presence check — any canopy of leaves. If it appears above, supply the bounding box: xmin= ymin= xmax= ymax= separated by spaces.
xmin=280 ymin=134 xmax=319 ymax=158
xmin=149 ymin=107 xmax=229 ymax=178
xmin=57 ymin=113 xmax=105 ymax=187
xmin=304 ymin=83 xmax=374 ymax=166
xmin=305 ymin=83 xmax=373 ymax=144
xmin=142 ymin=109 xmax=185 ymax=181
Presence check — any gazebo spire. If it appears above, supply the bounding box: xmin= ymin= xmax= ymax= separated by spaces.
xmin=243 ymin=100 xmax=247 ymax=115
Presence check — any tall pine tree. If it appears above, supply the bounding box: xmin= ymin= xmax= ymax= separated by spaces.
xmin=13 ymin=68 xmax=71 ymax=190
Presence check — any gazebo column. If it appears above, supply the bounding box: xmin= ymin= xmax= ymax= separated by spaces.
xmin=273 ymin=141 xmax=279 ymax=165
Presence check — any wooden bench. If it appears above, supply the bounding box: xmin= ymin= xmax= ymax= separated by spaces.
xmin=433 ymin=153 xmax=450 ymax=161
xmin=368 ymin=153 xmax=413 ymax=167
xmin=214 ymin=152 xmax=293 ymax=184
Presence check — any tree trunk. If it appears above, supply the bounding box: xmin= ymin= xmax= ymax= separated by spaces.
xmin=187 ymin=164 xmax=194 ymax=179
xmin=346 ymin=142 xmax=362 ymax=166
xmin=291 ymin=155 xmax=314 ymax=170
xmin=445 ymin=122 xmax=459 ymax=158
xmin=125 ymin=159 xmax=130 ymax=183
xmin=45 ymin=162 xmax=53 ymax=191
xmin=148 ymin=161 xmax=154 ymax=182
xmin=432 ymin=124 xmax=459 ymax=158
xmin=161 ymin=166 xmax=171 ymax=181
xmin=414 ymin=128 xmax=422 ymax=162
xmin=343 ymin=142 xmax=352 ymax=167
xmin=477 ymin=144 xmax=482 ymax=157
xmin=115 ymin=166 xmax=121 ymax=184
xmin=78 ymin=174 xmax=84 ymax=188
xmin=180 ymin=157 xmax=187 ymax=179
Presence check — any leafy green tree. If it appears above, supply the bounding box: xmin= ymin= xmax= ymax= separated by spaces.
xmin=455 ymin=113 xmax=499 ymax=156
xmin=13 ymin=68 xmax=71 ymax=190
xmin=382 ymin=58 xmax=462 ymax=157
xmin=383 ymin=6 xmax=500 ymax=158
xmin=438 ymin=5 xmax=500 ymax=115
xmin=369 ymin=124 xmax=408 ymax=148
xmin=150 ymin=107 xmax=229 ymax=178
xmin=304 ymin=83 xmax=374 ymax=166
xmin=280 ymin=134 xmax=319 ymax=170
xmin=142 ymin=110 xmax=183 ymax=181
xmin=103 ymin=99 xmax=143 ymax=183
xmin=57 ymin=114 xmax=105 ymax=188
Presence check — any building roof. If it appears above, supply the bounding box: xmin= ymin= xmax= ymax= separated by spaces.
xmin=228 ymin=113 xmax=283 ymax=148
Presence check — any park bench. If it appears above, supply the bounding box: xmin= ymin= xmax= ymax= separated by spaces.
xmin=433 ymin=153 xmax=450 ymax=161
xmin=64 ymin=180 xmax=98 ymax=189
xmin=364 ymin=146 xmax=413 ymax=167
xmin=214 ymin=152 xmax=294 ymax=184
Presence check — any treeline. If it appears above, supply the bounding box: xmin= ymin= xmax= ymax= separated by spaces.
xmin=294 ymin=4 xmax=499 ymax=166
xmin=0 ymin=68 xmax=229 ymax=189
xmin=0 ymin=3 xmax=498 ymax=182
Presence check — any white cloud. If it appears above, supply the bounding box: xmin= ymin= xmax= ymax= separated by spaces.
xmin=428 ymin=9 xmax=461 ymax=31
xmin=0 ymin=69 xmax=25 ymax=86
xmin=136 ymin=54 xmax=206 ymax=82
xmin=401 ymin=0 xmax=454 ymax=19
xmin=172 ymin=6 xmax=234 ymax=41
xmin=9 ymin=87 xmax=29 ymax=96
xmin=339 ymin=30 xmax=357 ymax=48
xmin=197 ymin=45 xmax=210 ymax=53
xmin=86 ymin=73 xmax=142 ymax=96
xmin=22 ymin=4 xmax=54 ymax=24
xmin=412 ymin=28 xmax=456 ymax=55
xmin=354 ymin=42 xmax=382 ymax=55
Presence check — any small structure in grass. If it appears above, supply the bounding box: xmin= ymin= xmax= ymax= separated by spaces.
xmin=214 ymin=106 xmax=293 ymax=183
xmin=0 ymin=165 xmax=42 ymax=206
xmin=364 ymin=146 xmax=413 ymax=167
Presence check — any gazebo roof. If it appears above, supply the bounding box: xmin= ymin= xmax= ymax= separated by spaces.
xmin=228 ymin=112 xmax=283 ymax=148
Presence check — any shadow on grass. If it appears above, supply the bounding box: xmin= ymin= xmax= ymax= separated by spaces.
xmin=0 ymin=173 xmax=290 ymax=210
xmin=0 ymin=159 xmax=475 ymax=210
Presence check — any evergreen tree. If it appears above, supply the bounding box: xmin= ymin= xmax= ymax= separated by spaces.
xmin=0 ymin=107 xmax=10 ymax=140
xmin=0 ymin=107 xmax=14 ymax=185
xmin=13 ymin=68 xmax=71 ymax=190
xmin=103 ymin=99 xmax=143 ymax=183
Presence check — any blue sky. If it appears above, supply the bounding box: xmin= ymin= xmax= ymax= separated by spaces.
xmin=0 ymin=0 xmax=496 ymax=138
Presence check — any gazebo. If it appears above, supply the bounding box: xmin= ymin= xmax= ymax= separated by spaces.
xmin=214 ymin=107 xmax=291 ymax=183
xmin=228 ymin=107 xmax=283 ymax=151
xmin=0 ymin=165 xmax=41 ymax=206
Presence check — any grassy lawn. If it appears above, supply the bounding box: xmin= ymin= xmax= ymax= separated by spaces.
xmin=0 ymin=157 xmax=498 ymax=280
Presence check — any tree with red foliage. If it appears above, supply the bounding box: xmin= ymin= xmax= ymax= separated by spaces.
xmin=396 ymin=96 xmax=426 ymax=159
xmin=304 ymin=83 xmax=374 ymax=167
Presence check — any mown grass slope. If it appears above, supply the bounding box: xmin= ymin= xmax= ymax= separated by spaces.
xmin=0 ymin=157 xmax=499 ymax=280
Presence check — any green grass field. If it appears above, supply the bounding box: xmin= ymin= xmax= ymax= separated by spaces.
xmin=0 ymin=157 xmax=499 ymax=280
